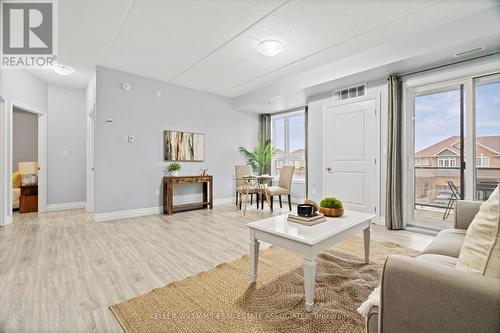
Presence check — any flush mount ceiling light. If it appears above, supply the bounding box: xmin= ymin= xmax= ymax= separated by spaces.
xmin=51 ymin=63 xmax=75 ymax=76
xmin=257 ymin=40 xmax=284 ymax=57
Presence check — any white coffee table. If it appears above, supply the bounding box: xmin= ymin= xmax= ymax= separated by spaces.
xmin=247 ymin=210 xmax=374 ymax=312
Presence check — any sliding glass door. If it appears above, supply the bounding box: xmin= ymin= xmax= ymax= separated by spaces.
xmin=412 ymin=87 xmax=464 ymax=229
xmin=407 ymin=73 xmax=499 ymax=230
xmin=474 ymin=76 xmax=500 ymax=201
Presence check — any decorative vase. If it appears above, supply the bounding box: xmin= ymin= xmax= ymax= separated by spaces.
xmin=319 ymin=207 xmax=344 ymax=217
xmin=172 ymin=171 xmax=179 ymax=177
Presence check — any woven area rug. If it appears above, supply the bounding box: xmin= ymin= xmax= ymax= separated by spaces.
xmin=110 ymin=236 xmax=418 ymax=333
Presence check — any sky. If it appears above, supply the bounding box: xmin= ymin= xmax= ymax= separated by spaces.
xmin=415 ymin=81 xmax=500 ymax=152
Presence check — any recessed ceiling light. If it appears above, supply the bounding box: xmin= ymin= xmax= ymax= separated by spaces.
xmin=51 ymin=64 xmax=75 ymax=76
xmin=257 ymin=40 xmax=284 ymax=57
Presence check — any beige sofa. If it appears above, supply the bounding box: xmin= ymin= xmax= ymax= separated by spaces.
xmin=367 ymin=200 xmax=500 ymax=333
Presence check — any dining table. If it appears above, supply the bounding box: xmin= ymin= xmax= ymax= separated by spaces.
xmin=236 ymin=175 xmax=274 ymax=215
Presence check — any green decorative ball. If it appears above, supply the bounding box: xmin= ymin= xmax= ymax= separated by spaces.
xmin=319 ymin=197 xmax=343 ymax=209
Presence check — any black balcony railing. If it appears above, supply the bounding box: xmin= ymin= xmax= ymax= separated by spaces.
xmin=413 ymin=166 xmax=500 ymax=209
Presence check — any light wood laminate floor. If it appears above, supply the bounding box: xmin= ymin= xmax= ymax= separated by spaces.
xmin=0 ymin=204 xmax=433 ymax=333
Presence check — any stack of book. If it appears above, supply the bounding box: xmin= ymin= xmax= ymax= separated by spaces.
xmin=287 ymin=212 xmax=326 ymax=226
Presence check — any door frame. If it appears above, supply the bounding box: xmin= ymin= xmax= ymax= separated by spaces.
xmin=402 ymin=58 xmax=500 ymax=229
xmin=0 ymin=95 xmax=8 ymax=226
xmin=86 ymin=106 xmax=95 ymax=212
xmin=322 ymin=93 xmax=381 ymax=219
xmin=0 ymin=99 xmax=47 ymax=226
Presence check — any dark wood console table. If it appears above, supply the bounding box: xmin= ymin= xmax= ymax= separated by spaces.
xmin=163 ymin=175 xmax=213 ymax=215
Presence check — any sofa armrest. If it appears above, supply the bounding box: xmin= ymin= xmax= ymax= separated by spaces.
xmin=380 ymin=255 xmax=500 ymax=333
xmin=454 ymin=200 xmax=482 ymax=230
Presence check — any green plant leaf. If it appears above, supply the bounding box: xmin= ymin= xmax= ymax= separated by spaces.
xmin=238 ymin=136 xmax=276 ymax=175
xmin=319 ymin=197 xmax=343 ymax=209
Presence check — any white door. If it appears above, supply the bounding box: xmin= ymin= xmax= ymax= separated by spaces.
xmin=324 ymin=98 xmax=377 ymax=214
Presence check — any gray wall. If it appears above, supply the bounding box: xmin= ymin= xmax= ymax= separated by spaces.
xmin=47 ymin=85 xmax=86 ymax=204
xmin=94 ymin=66 xmax=259 ymax=214
xmin=12 ymin=108 xmax=38 ymax=170
xmin=307 ymin=79 xmax=388 ymax=217
xmin=0 ymin=69 xmax=48 ymax=112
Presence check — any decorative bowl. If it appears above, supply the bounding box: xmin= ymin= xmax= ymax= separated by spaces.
xmin=303 ymin=199 xmax=319 ymax=213
xmin=319 ymin=207 xmax=344 ymax=217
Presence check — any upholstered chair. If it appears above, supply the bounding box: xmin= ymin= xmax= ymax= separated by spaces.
xmin=265 ymin=165 xmax=295 ymax=211
xmin=235 ymin=165 xmax=258 ymax=208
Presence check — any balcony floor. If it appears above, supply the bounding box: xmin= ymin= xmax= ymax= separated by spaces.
xmin=412 ymin=206 xmax=454 ymax=230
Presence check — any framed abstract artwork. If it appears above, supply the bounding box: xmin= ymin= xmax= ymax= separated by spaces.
xmin=164 ymin=130 xmax=205 ymax=161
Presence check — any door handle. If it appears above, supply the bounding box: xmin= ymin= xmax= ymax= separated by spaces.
xmin=326 ymin=167 xmax=333 ymax=173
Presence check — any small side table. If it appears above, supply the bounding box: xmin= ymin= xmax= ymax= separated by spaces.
xmin=19 ymin=185 xmax=38 ymax=213
xmin=163 ymin=176 xmax=213 ymax=215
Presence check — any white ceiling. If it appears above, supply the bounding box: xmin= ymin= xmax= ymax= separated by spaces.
xmin=29 ymin=0 xmax=499 ymax=97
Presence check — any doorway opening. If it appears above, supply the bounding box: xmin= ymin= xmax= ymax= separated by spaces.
xmin=13 ymin=107 xmax=40 ymax=215
xmin=0 ymin=100 xmax=47 ymax=226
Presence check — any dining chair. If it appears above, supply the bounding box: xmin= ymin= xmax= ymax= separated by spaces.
xmin=235 ymin=165 xmax=258 ymax=209
xmin=264 ymin=165 xmax=295 ymax=211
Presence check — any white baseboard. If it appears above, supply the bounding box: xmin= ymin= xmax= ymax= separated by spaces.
xmin=374 ymin=216 xmax=385 ymax=225
xmin=94 ymin=197 xmax=240 ymax=222
xmin=214 ymin=197 xmax=234 ymax=205
xmin=0 ymin=214 xmax=12 ymax=227
xmin=46 ymin=201 xmax=87 ymax=212
xmin=94 ymin=206 xmax=162 ymax=222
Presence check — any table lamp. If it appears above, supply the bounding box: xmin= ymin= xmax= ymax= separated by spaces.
xmin=18 ymin=162 xmax=38 ymax=175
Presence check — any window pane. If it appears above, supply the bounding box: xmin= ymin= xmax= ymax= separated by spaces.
xmin=289 ymin=115 xmax=305 ymax=157
xmin=273 ymin=118 xmax=285 ymax=159
xmin=475 ymin=80 xmax=500 ymax=201
xmin=413 ymin=89 xmax=462 ymax=229
xmin=274 ymin=159 xmax=284 ymax=177
xmin=289 ymin=160 xmax=305 ymax=180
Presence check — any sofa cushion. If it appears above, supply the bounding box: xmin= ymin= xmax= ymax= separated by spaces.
xmin=416 ymin=254 xmax=458 ymax=268
xmin=456 ymin=186 xmax=500 ymax=279
xmin=420 ymin=228 xmax=466 ymax=258
xmin=266 ymin=186 xmax=289 ymax=196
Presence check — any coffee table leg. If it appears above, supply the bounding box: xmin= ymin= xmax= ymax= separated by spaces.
xmin=363 ymin=225 xmax=371 ymax=264
xmin=250 ymin=238 xmax=260 ymax=282
xmin=304 ymin=257 xmax=317 ymax=312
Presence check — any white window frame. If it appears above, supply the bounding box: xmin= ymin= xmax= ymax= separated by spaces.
xmin=271 ymin=110 xmax=306 ymax=182
xmin=437 ymin=157 xmax=457 ymax=167
xmin=402 ymin=56 xmax=500 ymax=229
xmin=476 ymin=155 xmax=490 ymax=167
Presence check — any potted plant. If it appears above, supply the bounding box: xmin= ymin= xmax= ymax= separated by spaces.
xmin=319 ymin=197 xmax=344 ymax=217
xmin=238 ymin=137 xmax=275 ymax=175
xmin=167 ymin=162 xmax=181 ymax=176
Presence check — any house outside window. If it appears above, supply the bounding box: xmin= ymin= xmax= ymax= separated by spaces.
xmin=415 ymin=158 xmax=429 ymax=166
xmin=271 ymin=111 xmax=306 ymax=181
xmin=476 ymin=155 xmax=490 ymax=167
xmin=437 ymin=157 xmax=457 ymax=167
